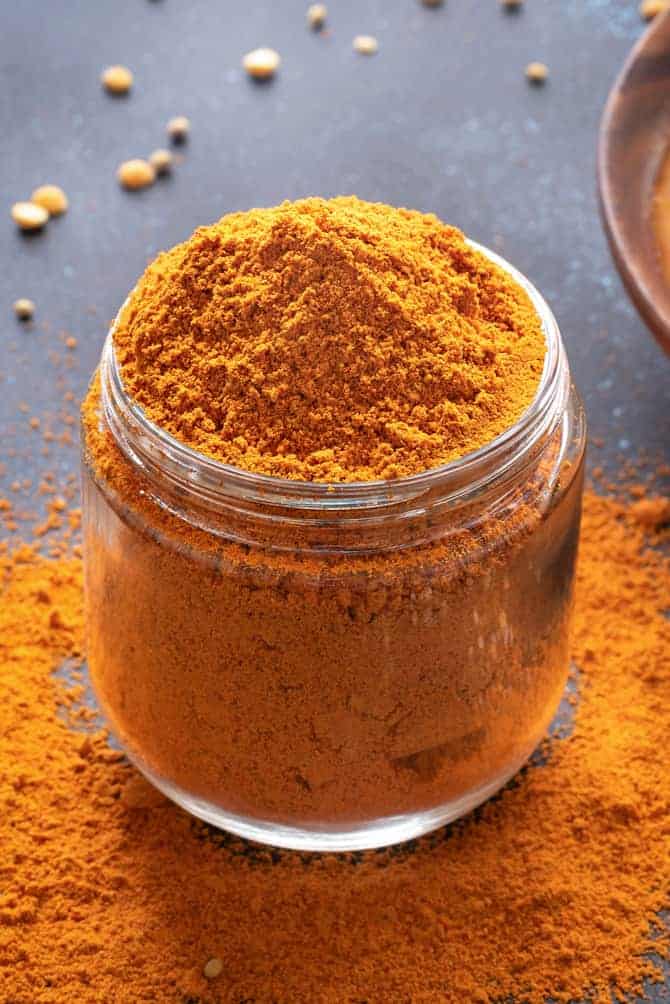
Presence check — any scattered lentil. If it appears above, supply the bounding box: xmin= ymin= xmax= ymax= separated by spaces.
xmin=640 ymin=0 xmax=670 ymax=18
xmin=13 ymin=298 xmax=35 ymax=321
xmin=1 ymin=488 xmax=670 ymax=1003
xmin=525 ymin=61 xmax=549 ymax=84
xmin=203 ymin=957 xmax=224 ymax=980
xmin=242 ymin=47 xmax=281 ymax=79
xmin=148 ymin=148 xmax=173 ymax=175
xmin=31 ymin=185 xmax=68 ymax=216
xmin=11 ymin=201 xmax=49 ymax=231
xmin=353 ymin=34 xmax=379 ymax=55
xmin=166 ymin=116 xmax=190 ymax=143
xmin=101 ymin=65 xmax=133 ymax=94
xmin=117 ymin=160 xmax=156 ymax=191
xmin=500 ymin=0 xmax=524 ymax=8
xmin=307 ymin=3 xmax=327 ymax=28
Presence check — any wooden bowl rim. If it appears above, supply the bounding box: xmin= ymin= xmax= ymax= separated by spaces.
xmin=598 ymin=10 xmax=670 ymax=355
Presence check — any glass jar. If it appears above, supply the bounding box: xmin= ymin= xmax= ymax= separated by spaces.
xmin=81 ymin=243 xmax=586 ymax=852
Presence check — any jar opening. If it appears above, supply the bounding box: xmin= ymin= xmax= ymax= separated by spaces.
xmin=100 ymin=241 xmax=568 ymax=519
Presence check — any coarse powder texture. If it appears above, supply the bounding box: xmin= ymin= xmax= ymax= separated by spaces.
xmin=113 ymin=197 xmax=546 ymax=482
xmin=1 ymin=489 xmax=669 ymax=1003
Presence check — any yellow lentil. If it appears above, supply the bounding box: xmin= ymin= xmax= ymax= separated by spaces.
xmin=117 ymin=160 xmax=155 ymax=191
xmin=148 ymin=149 xmax=173 ymax=175
xmin=353 ymin=35 xmax=379 ymax=55
xmin=203 ymin=958 xmax=224 ymax=980
xmin=31 ymin=185 xmax=68 ymax=216
xmin=101 ymin=65 xmax=134 ymax=95
xmin=11 ymin=202 xmax=49 ymax=231
xmin=639 ymin=0 xmax=670 ymax=18
xmin=13 ymin=298 xmax=35 ymax=321
xmin=242 ymin=47 xmax=281 ymax=79
xmin=307 ymin=3 xmax=328 ymax=28
xmin=166 ymin=116 xmax=190 ymax=143
xmin=526 ymin=61 xmax=549 ymax=84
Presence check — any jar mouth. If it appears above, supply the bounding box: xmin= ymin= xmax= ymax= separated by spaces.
xmin=101 ymin=240 xmax=567 ymax=512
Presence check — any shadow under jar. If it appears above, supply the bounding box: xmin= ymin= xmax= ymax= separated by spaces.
xmin=81 ymin=244 xmax=586 ymax=852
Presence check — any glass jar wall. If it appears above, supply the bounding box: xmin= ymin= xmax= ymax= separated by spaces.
xmin=81 ymin=246 xmax=586 ymax=851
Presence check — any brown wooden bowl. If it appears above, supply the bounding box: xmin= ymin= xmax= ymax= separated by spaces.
xmin=598 ymin=10 xmax=670 ymax=355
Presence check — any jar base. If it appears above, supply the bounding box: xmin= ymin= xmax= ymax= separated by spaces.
xmin=127 ymin=750 xmax=535 ymax=852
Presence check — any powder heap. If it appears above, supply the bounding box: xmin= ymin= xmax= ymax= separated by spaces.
xmin=1 ymin=489 xmax=669 ymax=1003
xmin=113 ymin=197 xmax=546 ymax=482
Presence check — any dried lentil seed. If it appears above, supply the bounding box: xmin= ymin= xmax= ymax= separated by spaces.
xmin=101 ymin=65 xmax=133 ymax=95
xmin=639 ymin=0 xmax=670 ymax=18
xmin=117 ymin=160 xmax=156 ymax=190
xmin=13 ymin=298 xmax=35 ymax=321
xmin=166 ymin=116 xmax=190 ymax=143
xmin=203 ymin=958 xmax=223 ymax=980
xmin=307 ymin=3 xmax=327 ymax=27
xmin=525 ymin=61 xmax=548 ymax=84
xmin=149 ymin=149 xmax=173 ymax=175
xmin=353 ymin=35 xmax=378 ymax=55
xmin=31 ymin=185 xmax=68 ymax=216
xmin=243 ymin=47 xmax=281 ymax=79
xmin=11 ymin=202 xmax=49 ymax=231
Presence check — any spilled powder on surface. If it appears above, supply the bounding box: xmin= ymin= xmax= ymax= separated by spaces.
xmin=0 ymin=490 xmax=669 ymax=1004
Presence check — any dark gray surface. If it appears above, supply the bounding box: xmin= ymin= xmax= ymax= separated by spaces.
xmin=1 ymin=1 xmax=669 ymax=1000
xmin=1 ymin=0 xmax=669 ymax=479
xmin=2 ymin=0 xmax=669 ymax=487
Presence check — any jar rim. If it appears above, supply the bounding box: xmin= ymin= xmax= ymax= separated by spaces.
xmin=101 ymin=240 xmax=567 ymax=511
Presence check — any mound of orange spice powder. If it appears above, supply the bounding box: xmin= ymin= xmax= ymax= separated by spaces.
xmin=0 ymin=488 xmax=669 ymax=1003
xmin=113 ymin=196 xmax=546 ymax=481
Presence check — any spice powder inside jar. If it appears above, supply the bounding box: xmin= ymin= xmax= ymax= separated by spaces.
xmin=81 ymin=197 xmax=586 ymax=851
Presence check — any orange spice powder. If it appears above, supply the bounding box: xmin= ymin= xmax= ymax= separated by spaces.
xmin=81 ymin=386 xmax=582 ymax=835
xmin=0 ymin=488 xmax=668 ymax=1002
xmin=113 ymin=197 xmax=546 ymax=482
xmin=81 ymin=199 xmax=580 ymax=843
